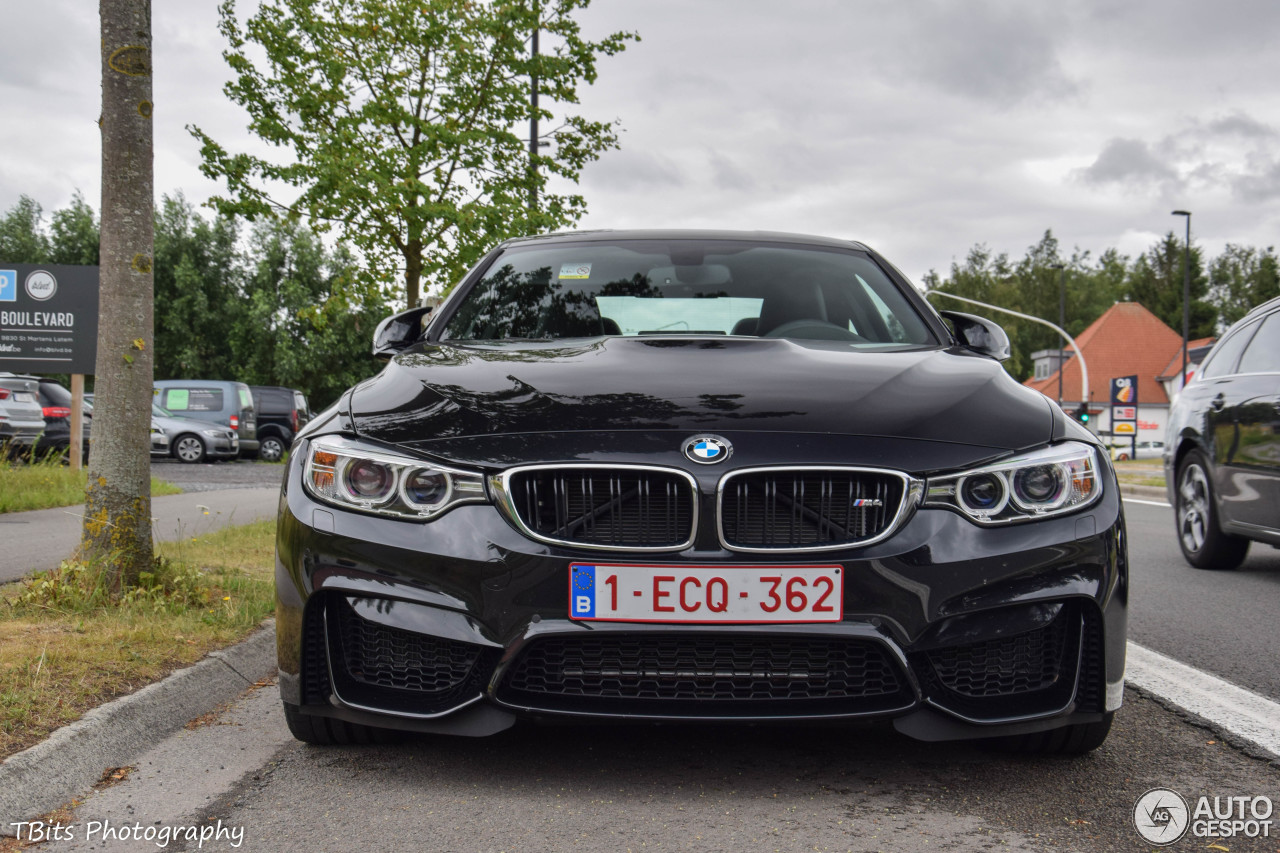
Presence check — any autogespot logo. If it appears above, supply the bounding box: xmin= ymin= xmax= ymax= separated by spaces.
xmin=1134 ymin=788 xmax=1191 ymax=846
xmin=684 ymin=435 xmax=731 ymax=465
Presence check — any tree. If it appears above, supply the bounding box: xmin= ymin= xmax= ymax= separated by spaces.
xmin=1210 ymin=243 xmax=1280 ymax=326
xmin=153 ymin=193 xmax=245 ymax=380
xmin=0 ymin=195 xmax=52 ymax=263
xmin=234 ymin=218 xmax=391 ymax=409
xmin=84 ymin=0 xmax=155 ymax=588
xmin=191 ymin=0 xmax=636 ymax=309
xmin=49 ymin=190 xmax=101 ymax=265
xmin=1123 ymin=233 xmax=1215 ymax=340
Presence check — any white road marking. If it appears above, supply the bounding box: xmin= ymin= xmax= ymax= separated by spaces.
xmin=1125 ymin=641 xmax=1280 ymax=759
xmin=1123 ymin=497 xmax=1171 ymax=508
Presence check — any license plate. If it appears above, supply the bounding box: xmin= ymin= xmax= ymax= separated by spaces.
xmin=13 ymin=392 xmax=33 ymax=403
xmin=569 ymin=564 xmax=843 ymax=623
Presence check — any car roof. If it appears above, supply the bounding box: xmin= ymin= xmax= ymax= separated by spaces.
xmin=496 ymin=229 xmax=872 ymax=252
xmin=1243 ymin=295 xmax=1280 ymax=320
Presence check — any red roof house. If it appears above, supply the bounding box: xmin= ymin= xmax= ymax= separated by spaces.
xmin=1023 ymin=302 xmax=1184 ymax=410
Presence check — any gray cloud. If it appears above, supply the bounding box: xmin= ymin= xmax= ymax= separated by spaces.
xmin=870 ymin=1 xmax=1078 ymax=106
xmin=1076 ymin=138 xmax=1180 ymax=189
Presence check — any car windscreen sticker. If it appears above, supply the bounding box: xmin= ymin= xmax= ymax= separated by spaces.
xmin=558 ymin=263 xmax=592 ymax=280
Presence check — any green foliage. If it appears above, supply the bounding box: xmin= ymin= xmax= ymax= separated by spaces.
xmin=1210 ymin=244 xmax=1280 ymax=326
xmin=0 ymin=195 xmax=51 ymax=263
xmin=233 ymin=217 xmax=391 ymax=407
xmin=48 ymin=191 xmax=100 ymax=265
xmin=147 ymin=195 xmax=392 ymax=409
xmin=924 ymin=230 xmax=1130 ymax=380
xmin=153 ymin=193 xmax=245 ymax=380
xmin=1122 ymin=233 xmax=1216 ymax=339
xmin=191 ymin=0 xmax=636 ymax=308
xmin=925 ymin=228 xmax=1234 ymax=381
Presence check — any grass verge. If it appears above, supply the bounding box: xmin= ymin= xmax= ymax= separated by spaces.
xmin=1111 ymin=459 xmax=1167 ymax=489
xmin=0 ymin=458 xmax=181 ymax=514
xmin=0 ymin=519 xmax=276 ymax=759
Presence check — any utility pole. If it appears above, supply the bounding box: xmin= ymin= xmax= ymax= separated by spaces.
xmin=1172 ymin=210 xmax=1192 ymax=394
xmin=1051 ymin=263 xmax=1066 ymax=406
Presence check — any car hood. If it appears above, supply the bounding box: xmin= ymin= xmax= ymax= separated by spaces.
xmin=344 ymin=338 xmax=1054 ymax=467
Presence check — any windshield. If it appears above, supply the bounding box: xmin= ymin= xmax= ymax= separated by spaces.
xmin=153 ymin=403 xmax=173 ymax=418
xmin=441 ymin=240 xmax=936 ymax=347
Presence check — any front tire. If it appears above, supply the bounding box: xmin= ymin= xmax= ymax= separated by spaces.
xmin=981 ymin=713 xmax=1114 ymax=755
xmin=259 ymin=435 xmax=286 ymax=463
xmin=1176 ymin=450 xmax=1248 ymax=570
xmin=173 ymin=434 xmax=207 ymax=464
xmin=282 ymin=702 xmax=398 ymax=745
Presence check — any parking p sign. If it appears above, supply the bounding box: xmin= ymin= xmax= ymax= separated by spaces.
xmin=0 ymin=270 xmax=15 ymax=302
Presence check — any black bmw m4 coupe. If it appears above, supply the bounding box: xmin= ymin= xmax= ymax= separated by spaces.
xmin=276 ymin=230 xmax=1127 ymax=754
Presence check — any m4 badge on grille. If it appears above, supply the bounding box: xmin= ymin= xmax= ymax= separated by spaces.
xmin=684 ymin=434 xmax=732 ymax=464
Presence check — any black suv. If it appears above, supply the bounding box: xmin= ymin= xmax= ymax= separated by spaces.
xmin=1166 ymin=296 xmax=1280 ymax=569
xmin=249 ymin=386 xmax=311 ymax=462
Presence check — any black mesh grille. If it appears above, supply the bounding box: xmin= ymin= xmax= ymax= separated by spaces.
xmin=721 ymin=470 xmax=904 ymax=549
xmin=499 ymin=634 xmax=912 ymax=716
xmin=1075 ymin=606 xmax=1106 ymax=713
xmin=337 ymin=600 xmax=481 ymax=693
xmin=507 ymin=468 xmax=695 ymax=548
xmin=327 ymin=597 xmax=498 ymax=715
xmin=301 ymin=597 xmax=331 ymax=706
xmin=926 ymin=611 xmax=1070 ymax=698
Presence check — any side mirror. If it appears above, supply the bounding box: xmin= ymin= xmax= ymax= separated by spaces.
xmin=372 ymin=306 xmax=434 ymax=360
xmin=940 ymin=310 xmax=1011 ymax=361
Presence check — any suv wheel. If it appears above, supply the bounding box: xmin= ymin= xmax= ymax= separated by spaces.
xmin=259 ymin=435 xmax=286 ymax=463
xmin=174 ymin=434 xmax=207 ymax=464
xmin=1176 ymin=450 xmax=1249 ymax=570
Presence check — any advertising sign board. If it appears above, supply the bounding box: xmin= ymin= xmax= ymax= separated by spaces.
xmin=0 ymin=264 xmax=99 ymax=374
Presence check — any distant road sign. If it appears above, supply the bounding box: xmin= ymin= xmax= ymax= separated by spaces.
xmin=0 ymin=264 xmax=98 ymax=374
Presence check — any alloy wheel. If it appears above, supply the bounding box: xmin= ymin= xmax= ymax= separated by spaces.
xmin=1177 ymin=462 xmax=1210 ymax=554
xmin=175 ymin=436 xmax=205 ymax=463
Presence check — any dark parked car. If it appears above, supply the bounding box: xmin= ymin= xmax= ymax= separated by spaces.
xmin=1165 ymin=296 xmax=1280 ymax=569
xmin=276 ymin=231 xmax=1126 ymax=755
xmin=249 ymin=386 xmax=311 ymax=463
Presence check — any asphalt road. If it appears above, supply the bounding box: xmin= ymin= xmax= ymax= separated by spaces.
xmin=0 ymin=460 xmax=282 ymax=582
xmin=35 ymin=494 xmax=1280 ymax=853
xmin=1124 ymin=498 xmax=1280 ymax=701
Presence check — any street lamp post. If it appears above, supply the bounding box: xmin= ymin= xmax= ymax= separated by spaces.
xmin=1050 ymin=262 xmax=1065 ymax=406
xmin=1172 ymin=210 xmax=1191 ymax=392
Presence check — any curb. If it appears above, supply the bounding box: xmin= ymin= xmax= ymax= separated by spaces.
xmin=0 ymin=620 xmax=277 ymax=828
xmin=1118 ymin=482 xmax=1169 ymax=501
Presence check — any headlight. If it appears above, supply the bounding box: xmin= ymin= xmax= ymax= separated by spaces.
xmin=924 ymin=442 xmax=1101 ymax=525
xmin=302 ymin=435 xmax=487 ymax=520
xmin=201 ymin=429 xmax=226 ymax=437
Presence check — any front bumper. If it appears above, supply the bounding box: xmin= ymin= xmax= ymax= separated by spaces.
xmin=276 ymin=449 xmax=1127 ymax=741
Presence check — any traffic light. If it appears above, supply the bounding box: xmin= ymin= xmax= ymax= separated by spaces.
xmin=1075 ymin=403 xmax=1090 ymax=424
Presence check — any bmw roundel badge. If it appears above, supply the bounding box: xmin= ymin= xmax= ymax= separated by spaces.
xmin=684 ymin=435 xmax=732 ymax=465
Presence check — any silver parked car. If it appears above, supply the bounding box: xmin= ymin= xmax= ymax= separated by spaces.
xmin=151 ymin=403 xmax=239 ymax=463
xmin=0 ymin=375 xmax=47 ymax=456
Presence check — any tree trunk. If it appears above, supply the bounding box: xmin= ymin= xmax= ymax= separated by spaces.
xmin=405 ymin=237 xmax=423 ymax=308
xmin=85 ymin=0 xmax=155 ymax=588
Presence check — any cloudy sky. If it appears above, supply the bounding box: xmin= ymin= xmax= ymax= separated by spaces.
xmin=4 ymin=0 xmax=1280 ymax=286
